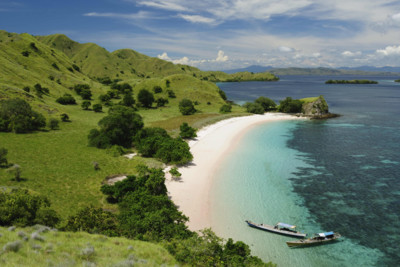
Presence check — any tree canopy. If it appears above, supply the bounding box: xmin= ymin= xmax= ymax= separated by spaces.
xmin=278 ymin=97 xmax=303 ymax=113
xmin=88 ymin=105 xmax=144 ymax=148
xmin=137 ymin=89 xmax=154 ymax=108
xmin=179 ymin=99 xmax=196 ymax=115
xmin=255 ymin=96 xmax=276 ymax=111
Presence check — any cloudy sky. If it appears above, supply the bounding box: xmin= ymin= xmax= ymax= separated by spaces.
xmin=1 ymin=0 xmax=400 ymax=70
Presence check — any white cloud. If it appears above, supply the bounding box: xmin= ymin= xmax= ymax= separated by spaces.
xmin=177 ymin=14 xmax=216 ymax=24
xmin=278 ymin=46 xmax=294 ymax=52
xmin=312 ymin=52 xmax=321 ymax=58
xmin=392 ymin=13 xmax=400 ymax=22
xmin=342 ymin=51 xmax=362 ymax=57
xmin=83 ymin=11 xmax=153 ymax=20
xmin=376 ymin=45 xmax=400 ymax=56
xmin=157 ymin=52 xmax=171 ymax=60
xmin=137 ymin=1 xmax=188 ymax=11
xmin=215 ymin=50 xmax=228 ymax=62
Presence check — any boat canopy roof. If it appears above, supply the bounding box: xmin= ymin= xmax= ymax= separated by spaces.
xmin=277 ymin=223 xmax=296 ymax=229
xmin=318 ymin=232 xmax=334 ymax=237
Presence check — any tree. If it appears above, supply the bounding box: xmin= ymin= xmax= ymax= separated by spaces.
xmin=218 ymin=89 xmax=227 ymax=100
xmin=278 ymin=97 xmax=303 ymax=113
xmin=243 ymin=102 xmax=264 ymax=114
xmin=180 ymin=122 xmax=197 ymax=139
xmin=137 ymin=89 xmax=154 ymax=108
xmin=219 ymin=104 xmax=232 ymax=113
xmin=156 ymin=97 xmax=168 ymax=107
xmin=255 ymin=96 xmax=276 ymax=111
xmin=88 ymin=105 xmax=144 ymax=148
xmin=48 ymin=118 xmax=59 ymax=130
xmin=0 ymin=98 xmax=46 ymax=133
xmin=153 ymin=86 xmax=162 ymax=93
xmin=81 ymin=101 xmax=91 ymax=110
xmin=92 ymin=103 xmax=103 ymax=113
xmin=0 ymin=189 xmax=60 ymax=227
xmin=121 ymin=92 xmax=135 ymax=107
xmin=60 ymin=113 xmax=70 ymax=122
xmin=179 ymin=99 xmax=196 ymax=115
xmin=0 ymin=147 xmax=8 ymax=167
xmin=56 ymin=94 xmax=76 ymax=105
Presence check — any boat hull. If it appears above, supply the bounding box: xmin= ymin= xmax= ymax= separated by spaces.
xmin=286 ymin=233 xmax=341 ymax=247
xmin=245 ymin=220 xmax=306 ymax=238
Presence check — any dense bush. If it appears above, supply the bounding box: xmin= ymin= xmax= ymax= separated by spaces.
xmin=137 ymin=89 xmax=154 ymax=108
xmin=0 ymin=147 xmax=8 ymax=167
xmin=111 ymin=82 xmax=132 ymax=93
xmin=180 ymin=122 xmax=197 ymax=139
xmin=219 ymin=104 xmax=232 ymax=113
xmin=0 ymin=98 xmax=46 ymax=133
xmin=134 ymin=127 xmax=193 ymax=164
xmin=60 ymin=113 xmax=69 ymax=122
xmin=63 ymin=206 xmax=120 ymax=236
xmin=255 ymin=96 xmax=276 ymax=111
xmin=218 ymin=89 xmax=227 ymax=100
xmin=97 ymin=76 xmax=112 ymax=85
xmin=167 ymin=89 xmax=176 ymax=98
xmin=56 ymin=94 xmax=76 ymax=105
xmin=243 ymin=102 xmax=264 ymax=114
xmin=89 ymin=105 xmax=144 ymax=148
xmin=92 ymin=103 xmax=102 ymax=112
xmin=73 ymin=84 xmax=92 ymax=100
xmin=153 ymin=86 xmax=162 ymax=93
xmin=81 ymin=100 xmax=91 ymax=110
xmin=278 ymin=97 xmax=303 ymax=113
xmin=166 ymin=229 xmax=269 ymax=266
xmin=179 ymin=99 xmax=196 ymax=115
xmin=101 ymin=166 xmax=192 ymax=241
xmin=121 ymin=92 xmax=135 ymax=107
xmin=156 ymin=97 xmax=168 ymax=107
xmin=0 ymin=189 xmax=60 ymax=227
xmin=48 ymin=118 xmax=59 ymax=130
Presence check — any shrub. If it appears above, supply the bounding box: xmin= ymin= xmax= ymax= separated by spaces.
xmin=153 ymin=86 xmax=162 ymax=93
xmin=219 ymin=104 xmax=232 ymax=113
xmin=60 ymin=113 xmax=70 ymax=122
xmin=0 ymin=98 xmax=46 ymax=133
xmin=218 ymin=89 xmax=227 ymax=100
xmin=56 ymin=94 xmax=76 ymax=105
xmin=121 ymin=92 xmax=135 ymax=107
xmin=278 ymin=97 xmax=303 ymax=113
xmin=23 ymin=86 xmax=30 ymax=93
xmin=34 ymin=83 xmax=49 ymax=97
xmin=243 ymin=102 xmax=264 ymax=114
xmin=137 ymin=89 xmax=154 ymax=108
xmin=167 ymin=89 xmax=176 ymax=98
xmin=88 ymin=106 xmax=144 ymax=148
xmin=48 ymin=118 xmax=59 ymax=130
xmin=21 ymin=50 xmax=30 ymax=57
xmin=179 ymin=99 xmax=196 ymax=115
xmin=156 ymin=97 xmax=168 ymax=107
xmin=7 ymin=164 xmax=21 ymax=181
xmin=0 ymin=189 xmax=60 ymax=227
xmin=169 ymin=167 xmax=181 ymax=178
xmin=73 ymin=84 xmax=92 ymax=100
xmin=179 ymin=122 xmax=197 ymax=139
xmin=81 ymin=101 xmax=91 ymax=110
xmin=72 ymin=64 xmax=80 ymax=72
xmin=51 ymin=63 xmax=59 ymax=70
xmin=3 ymin=240 xmax=23 ymax=253
xmin=0 ymin=147 xmax=8 ymax=167
xmin=92 ymin=104 xmax=103 ymax=113
xmin=255 ymin=96 xmax=276 ymax=111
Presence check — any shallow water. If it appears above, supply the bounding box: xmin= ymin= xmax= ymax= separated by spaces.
xmin=212 ymin=76 xmax=400 ymax=266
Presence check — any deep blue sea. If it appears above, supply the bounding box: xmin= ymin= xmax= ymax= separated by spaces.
xmin=212 ymin=76 xmax=400 ymax=267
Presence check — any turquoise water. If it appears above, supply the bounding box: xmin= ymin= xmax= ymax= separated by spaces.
xmin=213 ymin=76 xmax=400 ymax=266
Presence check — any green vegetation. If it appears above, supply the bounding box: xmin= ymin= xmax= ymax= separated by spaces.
xmin=179 ymin=122 xmax=197 ymax=139
xmin=255 ymin=96 xmax=277 ymax=111
xmin=0 ymin=30 xmax=281 ymax=265
xmin=137 ymin=89 xmax=154 ymax=108
xmin=278 ymin=97 xmax=303 ymax=113
xmin=395 ymin=79 xmax=400 ymax=82
xmin=56 ymin=93 xmax=76 ymax=105
xmin=0 ymin=226 xmax=177 ymax=266
xmin=219 ymin=103 xmax=232 ymax=113
xmin=179 ymin=98 xmax=196 ymax=115
xmin=325 ymin=79 xmax=378 ymax=84
xmin=0 ymin=98 xmax=46 ymax=133
xmin=243 ymin=102 xmax=265 ymax=114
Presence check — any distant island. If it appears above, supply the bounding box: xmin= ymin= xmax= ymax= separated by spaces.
xmin=325 ymin=79 xmax=378 ymax=84
xmin=395 ymin=79 xmax=400 ymax=82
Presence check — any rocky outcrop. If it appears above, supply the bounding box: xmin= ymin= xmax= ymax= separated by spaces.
xmin=301 ymin=96 xmax=339 ymax=119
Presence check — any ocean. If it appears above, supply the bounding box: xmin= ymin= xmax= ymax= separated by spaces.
xmin=212 ymin=76 xmax=400 ymax=267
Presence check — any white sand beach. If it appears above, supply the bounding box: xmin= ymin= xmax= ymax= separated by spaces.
xmin=166 ymin=113 xmax=303 ymax=231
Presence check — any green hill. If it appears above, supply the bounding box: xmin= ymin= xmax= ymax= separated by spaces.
xmin=0 ymin=226 xmax=176 ymax=266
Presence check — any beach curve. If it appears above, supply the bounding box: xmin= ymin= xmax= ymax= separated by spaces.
xmin=166 ymin=113 xmax=304 ymax=231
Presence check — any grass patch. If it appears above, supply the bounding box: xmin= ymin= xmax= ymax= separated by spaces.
xmin=0 ymin=226 xmax=176 ymax=266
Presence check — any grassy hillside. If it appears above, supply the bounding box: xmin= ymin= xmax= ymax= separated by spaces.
xmin=0 ymin=226 xmax=176 ymax=266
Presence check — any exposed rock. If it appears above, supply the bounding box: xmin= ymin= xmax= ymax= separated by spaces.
xmin=302 ymin=95 xmax=329 ymax=116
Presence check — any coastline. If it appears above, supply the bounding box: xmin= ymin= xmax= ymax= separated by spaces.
xmin=165 ymin=113 xmax=304 ymax=231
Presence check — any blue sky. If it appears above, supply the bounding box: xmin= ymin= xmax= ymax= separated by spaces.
xmin=1 ymin=0 xmax=400 ymax=70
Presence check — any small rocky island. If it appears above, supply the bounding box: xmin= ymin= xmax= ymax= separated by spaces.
xmin=395 ymin=79 xmax=400 ymax=83
xmin=300 ymin=95 xmax=339 ymax=119
xmin=325 ymin=79 xmax=378 ymax=84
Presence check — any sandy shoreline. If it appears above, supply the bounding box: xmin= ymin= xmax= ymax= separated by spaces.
xmin=165 ymin=113 xmax=303 ymax=231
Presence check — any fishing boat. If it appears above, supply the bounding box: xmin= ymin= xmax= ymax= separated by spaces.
xmin=286 ymin=231 xmax=341 ymax=247
xmin=245 ymin=220 xmax=306 ymax=238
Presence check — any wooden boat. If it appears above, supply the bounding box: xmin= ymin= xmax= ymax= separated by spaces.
xmin=245 ymin=220 xmax=306 ymax=238
xmin=286 ymin=232 xmax=341 ymax=247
